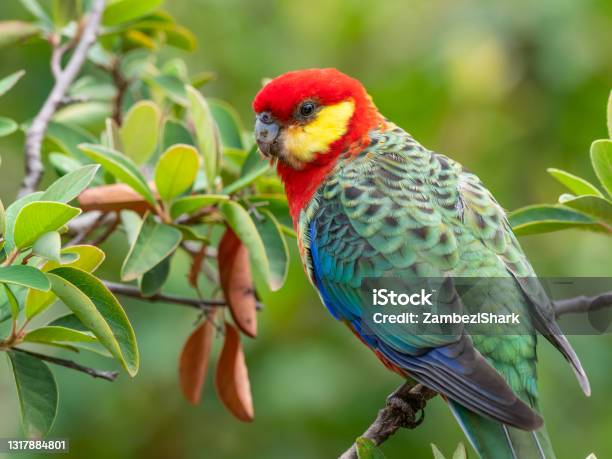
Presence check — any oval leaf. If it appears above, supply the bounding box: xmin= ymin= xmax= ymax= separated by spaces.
xmin=14 ymin=201 xmax=80 ymax=249
xmin=562 ymin=195 xmax=612 ymax=225
xmin=103 ymin=0 xmax=163 ymax=26
xmin=219 ymin=201 xmax=270 ymax=288
xmin=78 ymin=143 xmax=156 ymax=205
xmin=253 ymin=210 xmax=289 ymax=291
xmin=3 ymin=192 xmax=44 ymax=253
xmin=7 ymin=350 xmax=58 ymax=439
xmin=25 ymin=245 xmax=106 ymax=320
xmin=186 ymin=86 xmax=220 ymax=190
xmin=509 ymin=205 xmax=605 ymax=235
xmin=138 ymin=255 xmax=171 ymax=297
xmin=209 ymin=99 xmax=244 ymax=150
xmin=179 ymin=318 xmax=215 ymax=405
xmin=32 ymin=232 xmax=61 ymax=262
xmin=0 ymin=265 xmax=50 ymax=291
xmin=3 ymin=284 xmax=19 ymax=320
xmin=218 ymin=229 xmax=257 ymax=338
xmin=547 ymin=168 xmax=603 ymax=197
xmin=154 ymin=144 xmax=200 ymax=201
xmin=0 ymin=117 xmax=18 ymax=137
xmin=120 ymin=100 xmax=161 ymax=164
xmin=0 ymin=197 xmax=6 ymax=238
xmin=41 ymin=164 xmax=100 ymax=203
xmin=215 ymin=322 xmax=254 ymax=422
xmin=356 ymin=437 xmax=387 ymax=459
xmin=121 ymin=213 xmax=182 ymax=282
xmin=23 ymin=326 xmax=96 ymax=344
xmin=223 ymin=146 xmax=270 ymax=195
xmin=47 ymin=267 xmax=139 ymax=376
xmin=590 ymin=139 xmax=612 ymax=198
xmin=170 ymin=194 xmax=229 ymax=220
xmin=0 ymin=69 xmax=25 ymax=97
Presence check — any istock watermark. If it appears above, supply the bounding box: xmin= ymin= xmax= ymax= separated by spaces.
xmin=358 ymin=277 xmax=612 ymax=337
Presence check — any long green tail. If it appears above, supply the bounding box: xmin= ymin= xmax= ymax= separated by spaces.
xmin=448 ymin=401 xmax=556 ymax=459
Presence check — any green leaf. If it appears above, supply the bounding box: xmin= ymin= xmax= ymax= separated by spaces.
xmin=0 ymin=265 xmax=51 ymax=291
xmin=14 ymin=201 xmax=81 ymax=249
xmin=2 ymin=192 xmax=43 ymax=254
xmin=52 ymin=0 xmax=81 ymax=28
xmin=121 ymin=214 xmax=182 ymax=282
xmin=169 ymin=194 xmax=229 ymax=220
xmin=41 ymin=164 xmax=100 ymax=203
xmin=154 ymin=144 xmax=200 ymax=202
xmin=0 ymin=117 xmax=18 ymax=137
xmin=191 ymin=71 xmax=215 ymax=88
xmin=0 ymin=69 xmax=25 ymax=97
xmin=45 ymin=121 xmax=97 ymax=163
xmin=509 ymin=205 xmax=605 ymax=236
xmin=219 ymin=201 xmax=270 ymax=288
xmin=54 ymin=101 xmax=110 ymax=132
xmin=104 ymin=117 xmax=123 ymax=150
xmin=547 ymin=168 xmax=603 ymax=197
xmin=452 ymin=443 xmax=467 ymax=459
xmin=591 ymin=139 xmax=612 ymax=198
xmin=25 ymin=245 xmax=106 ymax=319
xmin=48 ymin=267 xmax=139 ymax=376
xmin=431 ymin=444 xmax=447 ymax=459
xmin=48 ymin=153 xmax=85 ymax=177
xmin=561 ymin=195 xmax=612 ymax=225
xmin=19 ymin=0 xmax=52 ymax=27
xmin=3 ymin=284 xmax=19 ymax=321
xmin=32 ymin=232 xmax=61 ymax=262
xmin=607 ymin=90 xmax=612 ymax=139
xmin=147 ymin=74 xmax=187 ymax=105
xmin=223 ymin=146 xmax=269 ymax=194
xmin=103 ymin=0 xmax=163 ymax=26
xmin=0 ymin=21 xmax=40 ymax=48
xmin=24 ymin=326 xmax=96 ymax=344
xmin=138 ymin=255 xmax=170 ymax=297
xmin=7 ymin=350 xmax=58 ymax=439
xmin=48 ymin=313 xmax=87 ymax=331
xmin=209 ymin=99 xmax=244 ymax=150
xmin=254 ymin=210 xmax=289 ymax=291
xmin=250 ymin=194 xmax=292 ymax=228
xmin=0 ymin=197 xmax=5 ymax=238
xmin=162 ymin=119 xmax=194 ymax=150
xmin=355 ymin=437 xmax=386 ymax=459
xmin=164 ymin=24 xmax=197 ymax=51
xmin=120 ymin=100 xmax=161 ymax=164
xmin=120 ymin=210 xmax=142 ymax=246
xmin=78 ymin=143 xmax=156 ymax=205
xmin=173 ymin=224 xmax=209 ymax=242
xmin=186 ymin=86 xmax=220 ymax=191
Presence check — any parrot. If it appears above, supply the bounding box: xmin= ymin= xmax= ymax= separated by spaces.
xmin=252 ymin=68 xmax=590 ymax=459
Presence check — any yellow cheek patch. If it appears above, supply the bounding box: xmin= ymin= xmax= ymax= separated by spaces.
xmin=284 ymin=100 xmax=355 ymax=163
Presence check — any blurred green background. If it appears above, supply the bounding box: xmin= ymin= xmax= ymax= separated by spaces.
xmin=1 ymin=0 xmax=611 ymax=458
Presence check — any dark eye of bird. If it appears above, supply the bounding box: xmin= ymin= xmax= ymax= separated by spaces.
xmin=299 ymin=102 xmax=315 ymax=118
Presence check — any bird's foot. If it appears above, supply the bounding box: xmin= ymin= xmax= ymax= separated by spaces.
xmin=385 ymin=388 xmax=426 ymax=429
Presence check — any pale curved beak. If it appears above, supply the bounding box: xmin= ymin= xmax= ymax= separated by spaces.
xmin=255 ymin=112 xmax=280 ymax=157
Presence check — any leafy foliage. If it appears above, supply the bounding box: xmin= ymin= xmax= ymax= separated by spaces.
xmin=0 ymin=0 xmax=292 ymax=438
xmin=510 ymin=92 xmax=612 ymax=236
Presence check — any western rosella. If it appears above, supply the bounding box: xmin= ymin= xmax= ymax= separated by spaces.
xmin=252 ymin=68 xmax=589 ymax=458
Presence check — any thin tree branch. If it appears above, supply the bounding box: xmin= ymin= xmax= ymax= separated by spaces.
xmin=18 ymin=0 xmax=106 ymax=198
xmin=340 ymin=383 xmax=437 ymax=459
xmin=553 ymin=291 xmax=612 ymax=317
xmin=12 ymin=347 xmax=118 ymax=382
xmin=340 ymin=290 xmax=612 ymax=457
xmin=104 ymin=281 xmax=264 ymax=311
